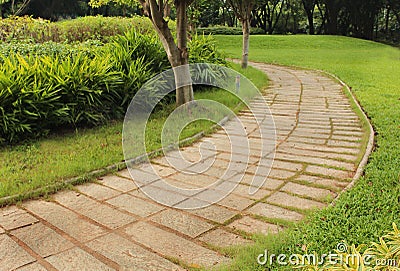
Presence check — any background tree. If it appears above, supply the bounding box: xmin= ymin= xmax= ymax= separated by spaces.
xmin=227 ymin=0 xmax=256 ymax=68
xmin=301 ymin=0 xmax=315 ymax=34
xmin=253 ymin=0 xmax=285 ymax=34
xmin=90 ymin=0 xmax=194 ymax=106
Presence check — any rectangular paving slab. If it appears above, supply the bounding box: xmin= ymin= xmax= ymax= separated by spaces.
xmin=87 ymin=233 xmax=184 ymax=270
xmin=150 ymin=209 xmax=214 ymax=238
xmin=23 ymin=200 xmax=105 ymax=242
xmin=11 ymin=222 xmax=74 ymax=257
xmin=124 ymin=221 xmax=230 ymax=268
xmin=0 ymin=234 xmax=36 ymax=270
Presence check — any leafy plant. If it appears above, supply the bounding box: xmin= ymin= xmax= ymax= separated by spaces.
xmin=293 ymin=223 xmax=400 ymax=271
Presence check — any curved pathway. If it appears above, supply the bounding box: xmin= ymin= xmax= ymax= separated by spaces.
xmin=0 ymin=64 xmax=367 ymax=270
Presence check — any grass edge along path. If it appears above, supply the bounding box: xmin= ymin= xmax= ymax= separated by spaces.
xmin=0 ymin=63 xmax=269 ymax=206
xmin=214 ymin=35 xmax=400 ymax=271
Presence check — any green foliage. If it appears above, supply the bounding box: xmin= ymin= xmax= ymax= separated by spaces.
xmin=294 ymin=223 xmax=400 ymax=270
xmin=0 ymin=52 xmax=124 ymax=143
xmin=0 ymin=39 xmax=102 ymax=58
xmin=55 ymin=15 xmax=156 ymax=42
xmin=189 ymin=34 xmax=227 ymax=65
xmin=197 ymin=26 xmax=265 ymax=35
xmin=0 ymin=26 xmax=228 ymax=144
xmin=0 ymin=15 xmax=156 ymax=43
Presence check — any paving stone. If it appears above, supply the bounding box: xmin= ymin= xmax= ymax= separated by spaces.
xmin=116 ymin=169 xmax=132 ymax=179
xmin=327 ymin=140 xmax=361 ymax=148
xmin=228 ymin=216 xmax=282 ymax=234
xmin=15 ymin=262 xmax=47 ymax=271
xmin=278 ymin=147 xmax=358 ymax=162
xmin=150 ymin=209 xmax=214 ymax=238
xmin=295 ymin=175 xmax=349 ymax=190
xmin=281 ymin=141 xmax=360 ymax=155
xmin=240 ymin=174 xmax=285 ymax=190
xmin=287 ymin=137 xmax=326 ymax=144
xmin=306 ymin=165 xmax=352 ymax=179
xmin=46 ymin=247 xmax=113 ymax=271
xmin=275 ymin=152 xmax=355 ymax=171
xmin=129 ymin=185 xmax=187 ymax=206
xmin=198 ymin=229 xmax=252 ymax=247
xmin=172 ymin=172 xmax=218 ymax=188
xmin=0 ymin=234 xmax=35 ymax=270
xmin=99 ymin=174 xmax=137 ymax=192
xmin=11 ymin=222 xmax=74 ymax=257
xmin=281 ymin=182 xmax=336 ymax=201
xmin=330 ymin=135 xmax=362 ymax=142
xmin=247 ymin=202 xmax=303 ymax=221
xmin=149 ymin=163 xmax=177 ymax=177
xmin=272 ymin=160 xmax=304 ymax=171
xmin=187 ymin=205 xmax=237 ymax=224
xmin=54 ymin=191 xmax=136 ymax=229
xmin=232 ymin=184 xmax=272 ymax=200
xmin=125 ymin=221 xmax=229 ymax=268
xmin=0 ymin=206 xmax=38 ymax=230
xmin=106 ymin=194 xmax=164 ymax=217
xmin=267 ymin=168 xmax=298 ymax=180
xmin=23 ymin=200 xmax=105 ymax=242
xmin=266 ymin=192 xmax=325 ymax=210
xmin=76 ymin=183 xmax=121 ymax=201
xmin=0 ymin=227 xmax=4 ymax=234
xmin=87 ymin=233 xmax=184 ymax=271
xmin=217 ymin=194 xmax=255 ymax=211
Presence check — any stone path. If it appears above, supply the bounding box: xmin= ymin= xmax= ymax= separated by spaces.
xmin=0 ymin=64 xmax=367 ymax=271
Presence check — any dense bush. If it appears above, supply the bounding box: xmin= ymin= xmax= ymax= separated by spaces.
xmin=0 ymin=15 xmax=163 ymax=43
xmin=0 ymin=29 xmax=227 ymax=143
xmin=0 ymin=53 xmax=125 ymax=143
xmin=197 ymin=26 xmax=265 ymax=35
xmin=0 ymin=40 xmax=103 ymax=59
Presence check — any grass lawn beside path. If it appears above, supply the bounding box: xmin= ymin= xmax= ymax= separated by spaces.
xmin=0 ymin=63 xmax=268 ymax=204
xmin=215 ymin=35 xmax=400 ymax=270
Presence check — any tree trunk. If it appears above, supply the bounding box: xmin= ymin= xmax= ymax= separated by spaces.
xmin=146 ymin=0 xmax=194 ymax=107
xmin=325 ymin=0 xmax=339 ymax=35
xmin=241 ymin=18 xmax=250 ymax=69
xmin=302 ymin=0 xmax=315 ymax=34
xmin=385 ymin=6 xmax=390 ymax=34
xmin=308 ymin=12 xmax=315 ymax=34
xmin=175 ymin=0 xmax=194 ymax=106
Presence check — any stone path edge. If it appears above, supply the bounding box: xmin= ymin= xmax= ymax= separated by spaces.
xmin=248 ymin=61 xmax=375 ymax=205
xmin=319 ymin=68 xmax=375 ymax=204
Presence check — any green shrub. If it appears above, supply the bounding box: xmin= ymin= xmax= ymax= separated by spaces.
xmin=294 ymin=223 xmax=400 ymax=271
xmin=197 ymin=26 xmax=265 ymax=35
xmin=0 ymin=15 xmax=161 ymax=43
xmin=0 ymin=27 xmax=228 ymax=143
xmin=0 ymin=52 xmax=125 ymax=142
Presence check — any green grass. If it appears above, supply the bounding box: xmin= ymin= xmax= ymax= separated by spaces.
xmin=214 ymin=35 xmax=400 ymax=270
xmin=0 ymin=63 xmax=268 ymax=204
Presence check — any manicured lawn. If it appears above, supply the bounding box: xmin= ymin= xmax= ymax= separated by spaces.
xmin=0 ymin=63 xmax=268 ymax=204
xmin=214 ymin=35 xmax=400 ymax=270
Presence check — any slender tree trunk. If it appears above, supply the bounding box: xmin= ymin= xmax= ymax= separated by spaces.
xmin=145 ymin=0 xmax=194 ymax=106
xmin=385 ymin=6 xmax=390 ymax=35
xmin=308 ymin=13 xmax=315 ymax=34
xmin=241 ymin=18 xmax=250 ymax=69
xmin=175 ymin=0 xmax=194 ymax=106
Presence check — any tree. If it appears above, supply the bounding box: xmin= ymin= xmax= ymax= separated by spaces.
xmin=227 ymin=0 xmax=256 ymax=68
xmin=0 ymin=0 xmax=30 ymax=17
xmin=301 ymin=0 xmax=315 ymax=34
xmin=90 ymin=0 xmax=194 ymax=106
xmin=253 ymin=0 xmax=285 ymax=34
